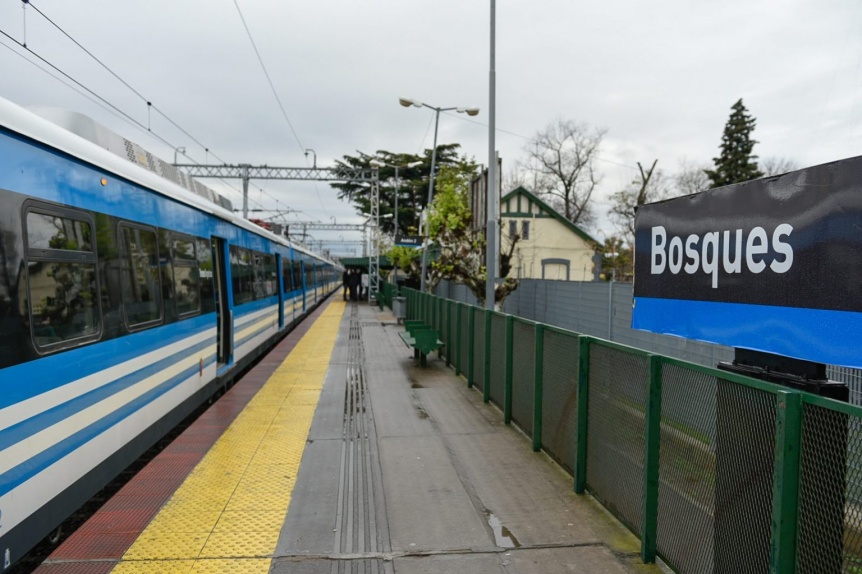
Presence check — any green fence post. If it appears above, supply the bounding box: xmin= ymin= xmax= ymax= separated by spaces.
xmin=455 ymin=302 xmax=463 ymax=376
xmin=504 ymin=315 xmax=514 ymax=425
xmin=483 ymin=311 xmax=492 ymax=404
xmin=438 ymin=296 xmax=443 ymax=332
xmin=574 ymin=336 xmax=591 ymax=494
xmin=439 ymin=296 xmax=443 ymax=333
xmin=445 ymin=300 xmax=452 ymax=367
xmin=467 ymin=306 xmax=475 ymax=388
xmin=641 ymin=354 xmax=663 ymax=563
xmin=532 ymin=324 xmax=545 ymax=452
xmin=770 ymin=390 xmax=802 ymax=573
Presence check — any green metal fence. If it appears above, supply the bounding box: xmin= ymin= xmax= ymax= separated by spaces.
xmin=399 ymin=286 xmax=862 ymax=574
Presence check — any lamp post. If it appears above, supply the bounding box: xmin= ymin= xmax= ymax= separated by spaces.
xmin=369 ymin=158 xmax=422 ymax=288
xmin=173 ymin=146 xmax=186 ymax=165
xmin=399 ymin=98 xmax=479 ymax=293
xmin=304 ymin=148 xmax=317 ymax=168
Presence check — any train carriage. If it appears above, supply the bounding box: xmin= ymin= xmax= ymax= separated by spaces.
xmin=0 ymin=96 xmax=339 ymax=570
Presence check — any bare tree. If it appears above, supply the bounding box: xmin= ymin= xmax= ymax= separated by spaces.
xmin=500 ymin=164 xmax=530 ymax=195
xmin=523 ymin=119 xmax=605 ymax=226
xmin=760 ymin=156 xmax=800 ymax=177
xmin=673 ymin=159 xmax=711 ymax=196
xmin=609 ymin=160 xmax=671 ymax=240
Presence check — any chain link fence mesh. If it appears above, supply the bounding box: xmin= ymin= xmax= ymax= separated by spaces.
xmin=656 ymin=363 xmax=717 ymax=574
xmin=713 ymin=379 xmax=775 ymax=574
xmin=796 ymin=403 xmax=862 ymax=572
xmin=416 ymin=288 xmax=862 ymax=573
xmin=511 ymin=319 xmax=536 ymax=437
xmin=541 ymin=328 xmax=580 ymax=473
xmin=472 ymin=308 xmax=486 ymax=394
xmin=586 ymin=343 xmax=649 ymax=536
xmin=489 ymin=313 xmax=507 ymax=408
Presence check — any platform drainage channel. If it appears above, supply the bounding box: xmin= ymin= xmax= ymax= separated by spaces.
xmin=331 ymin=305 xmax=390 ymax=573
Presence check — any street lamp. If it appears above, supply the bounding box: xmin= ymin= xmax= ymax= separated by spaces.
xmin=369 ymin=158 xmax=422 ymax=288
xmin=399 ymin=97 xmax=480 ymax=292
xmin=304 ymin=148 xmax=317 ymax=168
xmin=173 ymin=146 xmax=186 ymax=165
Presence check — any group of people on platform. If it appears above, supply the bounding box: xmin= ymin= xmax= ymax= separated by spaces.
xmin=342 ymin=268 xmax=368 ymax=302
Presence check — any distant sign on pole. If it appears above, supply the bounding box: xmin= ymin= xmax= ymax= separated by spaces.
xmin=395 ymin=234 xmax=423 ymax=248
xmin=632 ymin=155 xmax=862 ymax=368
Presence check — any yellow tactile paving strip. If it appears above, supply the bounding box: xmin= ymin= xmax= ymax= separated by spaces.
xmin=113 ymin=301 xmax=346 ymax=574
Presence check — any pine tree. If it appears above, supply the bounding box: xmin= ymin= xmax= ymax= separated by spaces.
xmin=704 ymin=99 xmax=764 ymax=187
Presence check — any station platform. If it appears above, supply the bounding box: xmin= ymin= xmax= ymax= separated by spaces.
xmin=33 ymin=297 xmax=660 ymax=574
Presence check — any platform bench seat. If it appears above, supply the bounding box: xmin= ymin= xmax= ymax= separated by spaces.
xmin=399 ymin=322 xmax=444 ymax=366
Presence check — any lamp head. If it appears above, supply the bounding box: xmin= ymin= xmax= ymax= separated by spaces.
xmin=369 ymin=159 xmax=384 ymax=167
xmin=406 ymin=160 xmax=423 ymax=168
xmin=457 ymin=107 xmax=480 ymax=117
xmin=399 ymin=97 xmax=422 ymax=108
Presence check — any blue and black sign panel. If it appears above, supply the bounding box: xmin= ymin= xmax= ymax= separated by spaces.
xmin=633 ymin=155 xmax=862 ymax=368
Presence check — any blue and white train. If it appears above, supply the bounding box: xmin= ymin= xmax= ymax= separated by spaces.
xmin=0 ymin=96 xmax=340 ymax=570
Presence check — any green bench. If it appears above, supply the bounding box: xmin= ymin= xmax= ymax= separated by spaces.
xmin=398 ymin=320 xmax=444 ymax=366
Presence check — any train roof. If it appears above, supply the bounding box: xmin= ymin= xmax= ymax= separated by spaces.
xmin=0 ymin=95 xmax=337 ymax=266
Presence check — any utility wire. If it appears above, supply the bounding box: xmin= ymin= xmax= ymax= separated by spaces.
xmin=231 ymin=0 xmax=304 ymax=157
xmin=231 ymin=0 xmax=329 ymax=215
xmin=0 ymin=33 xmax=279 ymax=213
xmin=28 ymin=1 xmax=231 ymax=167
xmin=4 ymin=7 xmax=290 ymax=214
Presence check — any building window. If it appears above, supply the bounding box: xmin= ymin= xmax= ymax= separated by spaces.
xmin=521 ymin=221 xmax=530 ymax=241
xmin=508 ymin=220 xmax=518 ymax=239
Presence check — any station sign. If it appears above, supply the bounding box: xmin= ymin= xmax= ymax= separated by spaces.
xmin=396 ymin=234 xmax=423 ymax=248
xmin=633 ymin=155 xmax=862 ymax=368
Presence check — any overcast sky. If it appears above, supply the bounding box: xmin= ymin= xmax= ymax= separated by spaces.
xmin=1 ymin=0 xmax=860 ymax=256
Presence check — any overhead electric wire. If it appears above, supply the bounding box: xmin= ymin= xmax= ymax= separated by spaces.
xmin=231 ymin=0 xmax=305 ymax=157
xmin=231 ymin=0 xmax=329 ymax=215
xmin=0 ymin=33 xmax=280 ymax=214
xmin=4 ymin=5 xmax=293 ymax=216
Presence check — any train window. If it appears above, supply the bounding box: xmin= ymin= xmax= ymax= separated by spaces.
xmin=119 ymin=224 xmax=163 ymax=329
xmin=27 ymin=211 xmax=94 ymax=252
xmin=197 ymin=238 xmax=216 ymax=315
xmin=23 ymin=205 xmax=101 ymax=350
xmin=172 ymin=236 xmax=196 ymax=261
xmin=171 ymin=234 xmax=200 ymax=317
xmin=261 ymin=253 xmax=277 ymax=297
xmin=281 ymin=258 xmax=294 ymax=293
xmin=230 ymin=246 xmax=254 ymax=304
xmin=293 ymin=261 xmax=303 ymax=288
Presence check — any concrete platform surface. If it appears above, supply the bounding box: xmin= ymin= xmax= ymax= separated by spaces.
xmin=274 ymin=302 xmax=662 ymax=574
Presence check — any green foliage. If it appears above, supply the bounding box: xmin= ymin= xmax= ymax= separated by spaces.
xmin=423 ymin=164 xmax=520 ymax=307
xmin=600 ymin=234 xmax=633 ymax=282
xmin=705 ymin=99 xmax=764 ymax=187
xmin=330 ymin=144 xmax=464 ymax=236
xmin=388 ymin=245 xmax=420 ymax=273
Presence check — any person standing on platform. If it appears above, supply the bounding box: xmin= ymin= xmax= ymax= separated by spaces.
xmin=348 ymin=268 xmax=360 ymax=302
xmin=342 ymin=269 xmax=349 ymax=301
xmin=360 ymin=270 xmax=369 ymax=301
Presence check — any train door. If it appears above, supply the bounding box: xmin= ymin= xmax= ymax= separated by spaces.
xmin=301 ymin=259 xmax=307 ymax=312
xmin=276 ymin=253 xmax=284 ymax=329
xmin=212 ymin=237 xmax=232 ymax=367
